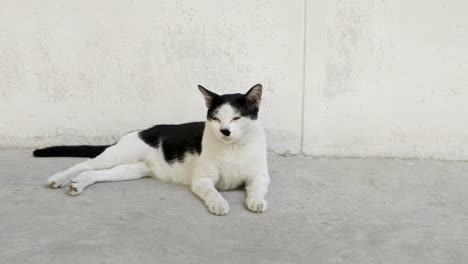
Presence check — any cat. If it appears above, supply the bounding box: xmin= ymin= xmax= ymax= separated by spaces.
xmin=33 ymin=84 xmax=270 ymax=216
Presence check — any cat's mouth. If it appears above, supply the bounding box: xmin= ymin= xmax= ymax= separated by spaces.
xmin=221 ymin=135 xmax=234 ymax=143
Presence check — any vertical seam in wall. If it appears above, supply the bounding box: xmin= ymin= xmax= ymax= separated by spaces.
xmin=300 ymin=0 xmax=308 ymax=154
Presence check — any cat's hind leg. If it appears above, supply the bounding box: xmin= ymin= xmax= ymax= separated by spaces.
xmin=69 ymin=161 xmax=151 ymax=195
xmin=48 ymin=132 xmax=150 ymax=188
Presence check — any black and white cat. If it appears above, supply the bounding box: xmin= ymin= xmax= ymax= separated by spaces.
xmin=34 ymin=84 xmax=270 ymax=215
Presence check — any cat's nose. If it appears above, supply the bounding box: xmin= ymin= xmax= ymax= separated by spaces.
xmin=220 ymin=129 xmax=231 ymax=136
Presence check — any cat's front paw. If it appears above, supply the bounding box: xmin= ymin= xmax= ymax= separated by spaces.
xmin=245 ymin=198 xmax=268 ymax=213
xmin=205 ymin=197 xmax=230 ymax=216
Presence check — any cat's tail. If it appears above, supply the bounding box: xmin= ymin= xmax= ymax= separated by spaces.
xmin=32 ymin=145 xmax=111 ymax=158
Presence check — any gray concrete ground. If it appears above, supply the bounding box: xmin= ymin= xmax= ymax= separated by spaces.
xmin=1 ymin=149 xmax=468 ymax=264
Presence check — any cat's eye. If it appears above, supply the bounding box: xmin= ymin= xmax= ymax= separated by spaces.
xmin=212 ymin=117 xmax=220 ymax=122
xmin=232 ymin=116 xmax=241 ymax=121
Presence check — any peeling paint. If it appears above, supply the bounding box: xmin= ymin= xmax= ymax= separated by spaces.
xmin=324 ymin=0 xmax=373 ymax=98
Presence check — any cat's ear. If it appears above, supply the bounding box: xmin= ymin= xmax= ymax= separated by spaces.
xmin=198 ymin=85 xmax=218 ymax=108
xmin=244 ymin=84 xmax=262 ymax=107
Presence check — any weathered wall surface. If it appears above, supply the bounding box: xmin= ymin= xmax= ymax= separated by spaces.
xmin=0 ymin=0 xmax=304 ymax=154
xmin=303 ymin=0 xmax=468 ymax=160
xmin=1 ymin=1 xmax=468 ymax=159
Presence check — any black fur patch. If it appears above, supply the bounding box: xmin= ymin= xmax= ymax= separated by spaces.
xmin=33 ymin=145 xmax=111 ymax=158
xmin=138 ymin=122 xmax=205 ymax=164
xmin=207 ymin=93 xmax=259 ymax=120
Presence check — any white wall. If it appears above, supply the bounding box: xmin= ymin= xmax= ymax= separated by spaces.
xmin=1 ymin=1 xmax=468 ymax=160
xmin=304 ymin=0 xmax=468 ymax=160
xmin=0 ymin=0 xmax=304 ymax=154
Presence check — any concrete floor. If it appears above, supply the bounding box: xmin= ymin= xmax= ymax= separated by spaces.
xmin=1 ymin=149 xmax=468 ymax=264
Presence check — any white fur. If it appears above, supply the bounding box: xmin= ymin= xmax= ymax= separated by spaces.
xmin=47 ymin=104 xmax=270 ymax=216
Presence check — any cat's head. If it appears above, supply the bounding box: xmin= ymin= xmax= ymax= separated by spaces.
xmin=198 ymin=84 xmax=262 ymax=144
